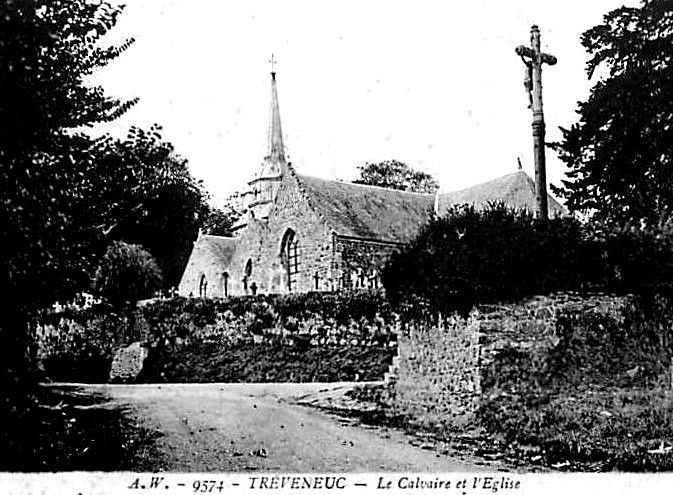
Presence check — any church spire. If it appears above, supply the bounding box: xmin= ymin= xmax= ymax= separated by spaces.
xmin=266 ymin=54 xmax=285 ymax=163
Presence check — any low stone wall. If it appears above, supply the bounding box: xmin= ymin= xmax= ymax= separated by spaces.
xmin=390 ymin=293 xmax=628 ymax=430
xmin=392 ymin=315 xmax=481 ymax=428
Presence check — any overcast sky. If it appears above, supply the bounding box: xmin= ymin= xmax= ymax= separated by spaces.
xmin=89 ymin=1 xmax=637 ymax=206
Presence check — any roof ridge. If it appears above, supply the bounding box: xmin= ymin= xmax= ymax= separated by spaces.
xmin=297 ymin=174 xmax=435 ymax=197
xmin=201 ymin=234 xmax=236 ymax=241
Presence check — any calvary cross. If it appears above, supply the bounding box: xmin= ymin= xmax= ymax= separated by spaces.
xmin=269 ymin=53 xmax=277 ymax=74
xmin=515 ymin=25 xmax=557 ymax=220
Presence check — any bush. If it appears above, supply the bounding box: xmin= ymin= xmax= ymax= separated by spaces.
xmin=93 ymin=241 xmax=163 ymax=308
xmin=383 ymin=204 xmax=673 ymax=316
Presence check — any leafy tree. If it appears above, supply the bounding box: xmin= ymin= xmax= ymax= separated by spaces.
xmin=354 ymin=160 xmax=439 ymax=193
xmin=93 ymin=241 xmax=163 ymax=309
xmin=201 ymin=202 xmax=241 ymax=237
xmin=552 ymin=0 xmax=673 ymax=226
xmin=91 ymin=126 xmax=211 ymax=289
xmin=0 ymin=1 xmax=136 ymax=402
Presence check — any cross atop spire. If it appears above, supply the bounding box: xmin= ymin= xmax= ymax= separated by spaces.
xmin=269 ymin=53 xmax=277 ymax=75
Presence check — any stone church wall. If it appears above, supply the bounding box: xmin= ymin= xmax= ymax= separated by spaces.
xmin=333 ymin=236 xmax=401 ymax=290
xmin=228 ymin=174 xmax=335 ymax=295
xmin=178 ymin=238 xmax=230 ymax=298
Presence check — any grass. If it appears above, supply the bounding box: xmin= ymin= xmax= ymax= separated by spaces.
xmin=136 ymin=341 xmax=395 ymax=383
xmin=1 ymin=386 xmax=167 ymax=471
xmin=344 ymin=383 xmax=673 ymax=472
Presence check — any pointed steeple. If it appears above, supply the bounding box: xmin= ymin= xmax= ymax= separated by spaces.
xmin=266 ymin=69 xmax=286 ymax=164
xmin=235 ymin=57 xmax=290 ymax=229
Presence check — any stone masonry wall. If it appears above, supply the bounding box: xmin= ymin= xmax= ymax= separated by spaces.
xmin=334 ymin=237 xmax=401 ymax=290
xmin=228 ymin=172 xmax=335 ymax=295
xmin=390 ymin=293 xmax=628 ymax=430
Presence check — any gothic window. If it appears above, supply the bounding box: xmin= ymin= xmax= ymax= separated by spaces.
xmin=280 ymin=229 xmax=300 ymax=292
xmin=222 ymin=272 xmax=229 ymax=298
xmin=243 ymin=259 xmax=252 ymax=293
xmin=198 ymin=274 xmax=207 ymax=298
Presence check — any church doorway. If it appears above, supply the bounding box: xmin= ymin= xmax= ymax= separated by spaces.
xmin=280 ymin=229 xmax=299 ymax=292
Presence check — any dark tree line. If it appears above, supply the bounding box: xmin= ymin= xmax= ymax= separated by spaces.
xmin=0 ymin=1 xmax=236 ymax=407
xmin=554 ymin=0 xmax=673 ymax=227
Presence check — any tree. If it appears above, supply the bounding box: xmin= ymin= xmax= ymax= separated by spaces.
xmin=552 ymin=0 xmax=673 ymax=227
xmin=201 ymin=202 xmax=241 ymax=237
xmin=354 ymin=160 xmax=439 ymax=193
xmin=0 ymin=1 xmax=136 ymax=402
xmin=91 ymin=126 xmax=211 ymax=289
xmin=93 ymin=241 xmax=163 ymax=309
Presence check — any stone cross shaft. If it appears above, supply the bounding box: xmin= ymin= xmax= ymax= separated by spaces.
xmin=515 ymin=25 xmax=557 ymax=220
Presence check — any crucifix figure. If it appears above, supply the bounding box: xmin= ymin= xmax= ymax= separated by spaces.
xmin=516 ymin=25 xmax=557 ymax=220
xmin=269 ymin=53 xmax=277 ymax=74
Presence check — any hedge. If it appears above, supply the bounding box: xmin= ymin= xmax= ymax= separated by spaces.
xmin=383 ymin=203 xmax=673 ymax=315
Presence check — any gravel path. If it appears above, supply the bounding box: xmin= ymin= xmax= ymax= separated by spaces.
xmin=75 ymin=382 xmax=486 ymax=472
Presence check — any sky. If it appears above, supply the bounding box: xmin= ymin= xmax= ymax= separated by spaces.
xmin=88 ymin=0 xmax=638 ymax=207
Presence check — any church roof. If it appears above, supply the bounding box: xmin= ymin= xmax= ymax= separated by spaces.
xmin=437 ymin=170 xmax=565 ymax=217
xmin=296 ymin=170 xmax=565 ymax=243
xmin=195 ymin=234 xmax=238 ymax=267
xmin=297 ymin=174 xmax=433 ymax=243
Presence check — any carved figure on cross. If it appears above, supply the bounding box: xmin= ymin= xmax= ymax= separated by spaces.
xmin=515 ymin=25 xmax=557 ymax=220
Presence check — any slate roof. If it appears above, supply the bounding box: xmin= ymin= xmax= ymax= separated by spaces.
xmin=437 ymin=171 xmax=565 ymax=217
xmin=296 ymin=171 xmax=565 ymax=243
xmin=298 ymin=174 xmax=433 ymax=243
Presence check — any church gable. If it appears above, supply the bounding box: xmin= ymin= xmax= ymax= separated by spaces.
xmin=227 ymin=170 xmax=335 ymax=295
xmin=438 ymin=170 xmax=565 ymax=217
xmin=178 ymin=235 xmax=237 ymax=298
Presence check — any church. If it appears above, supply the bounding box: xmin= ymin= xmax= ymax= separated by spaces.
xmin=178 ymin=69 xmax=564 ymax=298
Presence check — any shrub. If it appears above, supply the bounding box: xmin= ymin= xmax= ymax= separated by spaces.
xmin=93 ymin=241 xmax=163 ymax=308
xmin=383 ymin=204 xmax=673 ymax=316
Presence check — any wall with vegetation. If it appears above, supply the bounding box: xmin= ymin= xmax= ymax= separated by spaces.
xmin=34 ymin=291 xmax=398 ymax=383
xmin=390 ymin=293 xmax=628 ymax=430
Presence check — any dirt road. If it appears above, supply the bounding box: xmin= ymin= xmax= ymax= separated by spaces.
xmin=79 ymin=382 xmax=485 ymax=472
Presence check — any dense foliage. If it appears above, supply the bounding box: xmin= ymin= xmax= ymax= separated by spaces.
xmin=0 ymin=0 xmax=141 ymax=409
xmin=93 ymin=241 xmax=163 ymax=308
xmin=91 ymin=126 xmax=212 ymax=289
xmin=201 ymin=202 xmax=241 ymax=237
xmin=383 ymin=204 xmax=673 ymax=315
xmin=353 ymin=159 xmax=438 ymax=193
xmin=553 ymin=0 xmax=673 ymax=226
xmin=2 ymin=387 xmax=165 ymax=471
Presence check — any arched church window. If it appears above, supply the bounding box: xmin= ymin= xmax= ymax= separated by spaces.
xmin=222 ymin=272 xmax=229 ymax=298
xmin=199 ymin=274 xmax=207 ymax=298
xmin=280 ymin=229 xmax=300 ymax=292
xmin=242 ymin=259 xmax=253 ymax=293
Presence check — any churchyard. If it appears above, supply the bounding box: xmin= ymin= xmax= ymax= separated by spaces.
xmin=4 ymin=0 xmax=673 ymax=475
xmin=24 ymin=204 xmax=673 ymax=472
